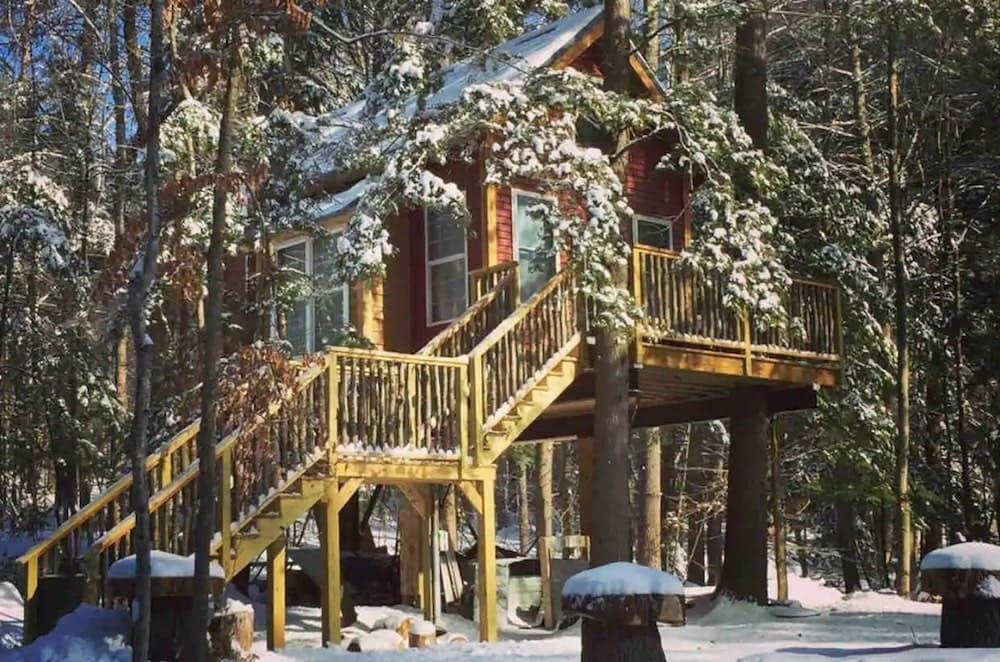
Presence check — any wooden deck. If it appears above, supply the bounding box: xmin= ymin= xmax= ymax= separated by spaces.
xmin=16 ymin=254 xmax=841 ymax=648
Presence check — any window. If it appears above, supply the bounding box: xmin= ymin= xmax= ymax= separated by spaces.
xmin=513 ymin=190 xmax=557 ymax=301
xmin=425 ymin=208 xmax=468 ymax=325
xmin=634 ymin=215 xmax=675 ymax=250
xmin=274 ymin=235 xmax=349 ymax=354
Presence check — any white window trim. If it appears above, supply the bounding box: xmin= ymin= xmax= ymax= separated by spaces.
xmin=511 ymin=188 xmax=560 ymax=279
xmin=424 ymin=207 xmax=469 ymax=326
xmin=633 ymin=214 xmax=676 ymax=250
xmin=272 ymin=234 xmax=350 ymax=354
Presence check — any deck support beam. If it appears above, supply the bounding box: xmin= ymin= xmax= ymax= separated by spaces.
xmin=266 ymin=534 xmax=286 ymax=651
xmin=320 ymin=479 xmax=344 ymax=647
xmin=477 ymin=476 xmax=498 ymax=642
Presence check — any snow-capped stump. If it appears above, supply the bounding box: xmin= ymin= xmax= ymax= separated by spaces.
xmin=561 ymin=562 xmax=683 ymax=662
xmin=408 ymin=618 xmax=437 ymax=647
xmin=920 ymin=542 xmax=1000 ymax=648
xmin=106 ymin=551 xmax=227 ymax=660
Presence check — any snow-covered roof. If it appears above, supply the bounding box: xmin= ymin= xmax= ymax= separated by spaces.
xmin=920 ymin=542 xmax=1000 ymax=572
xmin=287 ymin=6 xmax=604 ymax=182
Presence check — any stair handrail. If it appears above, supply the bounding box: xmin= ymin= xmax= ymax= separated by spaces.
xmin=417 ymin=261 xmax=519 ymax=357
xmin=82 ymin=361 xmax=329 ymax=574
xmin=465 ymin=270 xmax=576 ymax=462
xmin=16 ymin=419 xmax=200 ymax=572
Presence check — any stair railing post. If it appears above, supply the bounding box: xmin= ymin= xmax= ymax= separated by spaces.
xmin=458 ymin=360 xmax=470 ymax=472
xmin=468 ymin=351 xmax=485 ymax=467
xmin=327 ymin=352 xmax=339 ymax=466
xmin=742 ymin=309 xmax=753 ymax=375
xmin=221 ymin=445 xmax=233 ymax=577
xmin=23 ymin=555 xmax=37 ymax=643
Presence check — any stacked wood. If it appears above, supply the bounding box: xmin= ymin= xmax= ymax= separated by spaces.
xmin=921 ymin=542 xmax=1000 ymax=648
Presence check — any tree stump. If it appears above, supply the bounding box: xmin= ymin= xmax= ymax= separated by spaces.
xmin=208 ymin=605 xmax=255 ymax=661
xmin=921 ymin=542 xmax=1000 ymax=648
xmin=561 ymin=562 xmax=684 ymax=662
xmin=408 ymin=619 xmax=437 ymax=648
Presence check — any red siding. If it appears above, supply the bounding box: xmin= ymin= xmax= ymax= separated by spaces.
xmin=626 ymin=139 xmax=686 ymax=247
xmin=496 ymin=187 xmax=514 ymax=263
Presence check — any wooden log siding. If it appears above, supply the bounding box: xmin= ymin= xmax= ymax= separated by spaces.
xmin=634 ymin=246 xmax=841 ymax=362
xmin=330 ymin=349 xmax=466 ymax=457
xmin=473 ymin=270 xmax=576 ymax=416
xmin=418 ymin=262 xmax=519 ymax=358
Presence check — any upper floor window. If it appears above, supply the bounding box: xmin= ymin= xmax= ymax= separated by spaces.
xmin=274 ymin=235 xmax=349 ymax=354
xmin=425 ymin=207 xmax=468 ymax=325
xmin=634 ymin=214 xmax=675 ymax=250
xmin=513 ymin=190 xmax=557 ymax=301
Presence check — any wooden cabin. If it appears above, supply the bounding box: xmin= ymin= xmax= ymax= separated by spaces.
xmin=17 ymin=6 xmax=841 ymax=651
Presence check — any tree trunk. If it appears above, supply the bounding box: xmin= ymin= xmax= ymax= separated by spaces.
xmin=770 ymin=419 xmax=787 ymax=602
xmin=643 ymin=0 xmax=661 ymax=75
xmin=887 ymin=9 xmax=912 ymax=597
xmin=686 ymin=426 xmax=706 ymax=584
xmin=191 ymin=51 xmax=238 ymax=661
xmin=794 ymin=526 xmax=808 ymax=578
xmin=591 ymin=0 xmax=633 ymax=568
xmin=125 ymin=0 xmax=165 ymax=656
xmin=536 ymin=442 xmax=554 ymax=541
xmin=835 ymin=493 xmax=861 ymax=593
xmin=518 ymin=462 xmax=531 ymax=555
xmin=717 ymin=387 xmax=769 ymax=603
xmin=734 ymin=3 xmax=768 ymax=150
xmin=640 ymin=429 xmax=662 ymax=569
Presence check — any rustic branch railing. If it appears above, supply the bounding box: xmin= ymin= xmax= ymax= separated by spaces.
xmin=418 ymin=262 xmax=519 ymax=358
xmin=330 ymin=348 xmax=468 ymax=459
xmin=83 ymin=362 xmax=329 ymax=589
xmin=469 ymin=270 xmax=577 ymax=435
xmin=634 ymin=246 xmax=841 ymax=362
xmin=470 ymin=261 xmax=519 ymax=302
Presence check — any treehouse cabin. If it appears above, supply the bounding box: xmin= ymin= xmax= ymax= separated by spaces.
xmin=18 ymin=6 xmax=841 ymax=652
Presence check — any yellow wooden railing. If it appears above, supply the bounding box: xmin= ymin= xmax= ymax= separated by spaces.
xmin=330 ymin=348 xmax=468 ymax=459
xmin=418 ymin=262 xmax=519 ymax=358
xmin=468 ymin=270 xmax=577 ymax=446
xmin=633 ymin=246 xmax=841 ymax=362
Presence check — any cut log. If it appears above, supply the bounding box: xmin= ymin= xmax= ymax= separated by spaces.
xmin=408 ymin=618 xmax=437 ymax=648
xmin=443 ymin=633 xmax=469 ymax=644
xmin=347 ymin=629 xmax=406 ymax=652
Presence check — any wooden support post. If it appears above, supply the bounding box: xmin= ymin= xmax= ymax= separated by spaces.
xmin=320 ymin=481 xmax=343 ymax=647
xmin=327 ymin=356 xmax=339 ymax=464
xmin=266 ymin=535 xmax=286 ymax=651
xmin=399 ymin=497 xmax=422 ymax=607
xmin=477 ymin=477 xmax=497 ymax=642
xmin=23 ymin=556 xmax=37 ymax=644
xmin=220 ymin=446 xmax=232 ymax=576
xmin=419 ymin=488 xmax=434 ymax=621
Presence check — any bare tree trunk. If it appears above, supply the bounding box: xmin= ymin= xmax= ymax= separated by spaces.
xmin=640 ymin=429 xmax=661 ymax=568
xmin=886 ymin=8 xmax=911 ymax=597
xmin=536 ymin=442 xmax=554 ymax=541
xmin=793 ymin=526 xmax=808 ymax=578
xmin=125 ymin=0 xmax=165 ymax=656
xmin=770 ymin=419 xmax=787 ymax=602
xmin=591 ymin=0 xmax=633 ymax=568
xmin=644 ymin=0 xmax=661 ymax=74
xmin=518 ymin=462 xmax=531 ymax=555
xmin=191 ymin=48 xmax=238 ymax=661
xmin=685 ymin=425 xmax=706 ymax=583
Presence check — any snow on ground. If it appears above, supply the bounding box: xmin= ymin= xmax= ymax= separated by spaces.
xmin=2 ymin=604 xmax=130 ymax=662
xmin=0 ymin=582 xmax=23 ymax=651
xmin=920 ymin=542 xmax=1000 ymax=572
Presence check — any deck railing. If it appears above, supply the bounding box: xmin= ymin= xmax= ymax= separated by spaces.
xmin=469 ymin=270 xmax=577 ymax=428
xmin=330 ymin=348 xmax=468 ymax=459
xmin=634 ymin=246 xmax=841 ymax=363
xmin=418 ymin=262 xmax=519 ymax=358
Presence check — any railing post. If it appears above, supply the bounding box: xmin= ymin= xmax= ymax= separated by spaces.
xmin=511 ymin=264 xmax=521 ymax=304
xmin=159 ymin=450 xmax=172 ymax=490
xmin=457 ymin=362 xmax=470 ymax=472
xmin=742 ymin=309 xmax=753 ymax=375
xmin=468 ymin=352 xmax=485 ymax=465
xmin=23 ymin=556 xmax=37 ymax=643
xmin=221 ymin=446 xmax=233 ymax=577
xmin=327 ymin=353 xmax=338 ymax=465
xmin=834 ymin=285 xmax=844 ymax=360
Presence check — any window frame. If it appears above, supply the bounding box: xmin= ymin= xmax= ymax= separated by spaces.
xmin=633 ymin=213 xmax=676 ymax=251
xmin=272 ymin=234 xmax=350 ymax=354
xmin=424 ymin=206 xmax=469 ymax=327
xmin=511 ymin=188 xmax=560 ymax=299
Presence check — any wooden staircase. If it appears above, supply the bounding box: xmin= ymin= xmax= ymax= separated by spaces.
xmin=17 ymin=263 xmax=583 ymax=643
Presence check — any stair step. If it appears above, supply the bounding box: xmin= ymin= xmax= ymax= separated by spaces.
xmin=234 ymin=531 xmax=261 ymax=540
xmin=256 ymin=512 xmax=281 ymax=519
